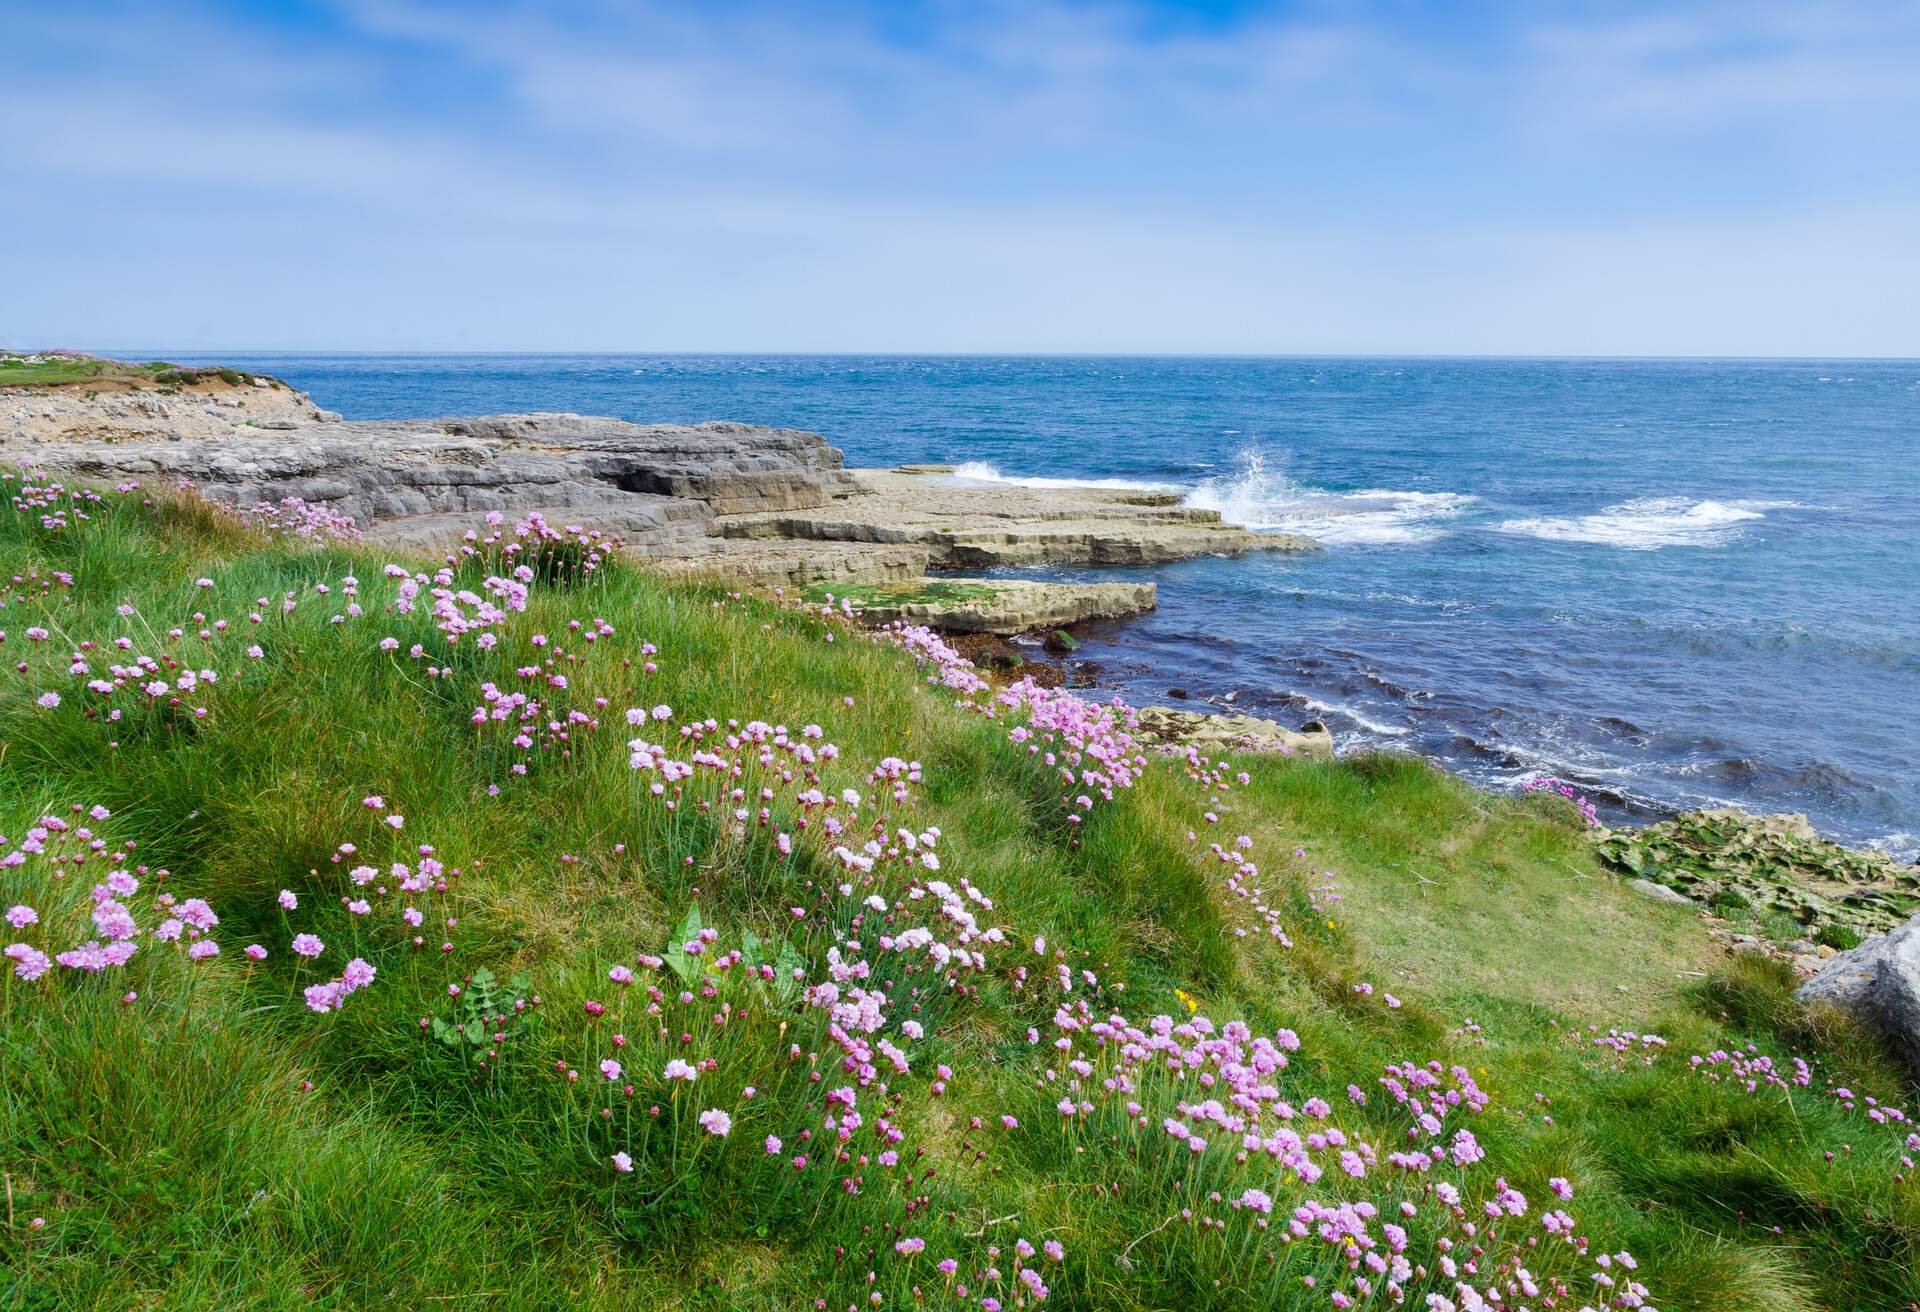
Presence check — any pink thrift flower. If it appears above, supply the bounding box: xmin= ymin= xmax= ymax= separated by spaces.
xmin=304 ymin=981 xmax=345 ymax=1013
xmin=6 ymin=944 xmax=52 ymax=981
xmin=698 ymin=1108 xmax=732 ymax=1137
xmin=611 ymin=1152 xmax=633 ymax=1173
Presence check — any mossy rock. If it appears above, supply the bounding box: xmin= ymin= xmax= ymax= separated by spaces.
xmin=1595 ymin=808 xmax=1920 ymax=941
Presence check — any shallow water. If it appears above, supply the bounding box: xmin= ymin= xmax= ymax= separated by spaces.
xmin=165 ymin=353 xmax=1920 ymax=855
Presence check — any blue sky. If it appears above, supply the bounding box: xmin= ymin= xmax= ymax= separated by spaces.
xmin=5 ymin=1 xmax=1918 ymax=354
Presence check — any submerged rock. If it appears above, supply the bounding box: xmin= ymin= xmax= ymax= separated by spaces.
xmin=1797 ymin=914 xmax=1920 ymax=1076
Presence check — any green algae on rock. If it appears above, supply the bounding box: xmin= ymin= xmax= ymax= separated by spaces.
xmin=1595 ymin=807 xmax=1920 ymax=938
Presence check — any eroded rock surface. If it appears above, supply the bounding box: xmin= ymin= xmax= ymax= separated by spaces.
xmin=8 ymin=411 xmax=857 ymax=556
xmin=5 ymin=378 xmax=1319 ymax=602
xmin=1595 ymin=808 xmax=1920 ymax=939
xmin=718 ymin=467 xmax=1315 ymax=568
xmin=1134 ymin=706 xmax=1335 ymax=760
xmin=846 ymin=578 xmax=1156 ymax=634
xmin=2 ymin=373 xmax=335 ymax=444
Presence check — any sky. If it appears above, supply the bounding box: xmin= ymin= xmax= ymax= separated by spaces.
xmin=4 ymin=0 xmax=1919 ymax=355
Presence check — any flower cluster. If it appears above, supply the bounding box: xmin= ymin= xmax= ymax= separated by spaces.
xmin=3 ymin=804 xmax=228 ymax=989
xmin=1520 ymin=776 xmax=1601 ymax=828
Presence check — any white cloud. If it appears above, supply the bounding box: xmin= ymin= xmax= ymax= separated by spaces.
xmin=2 ymin=0 xmax=1917 ymax=353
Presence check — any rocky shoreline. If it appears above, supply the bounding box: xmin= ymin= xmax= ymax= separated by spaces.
xmin=10 ymin=356 xmax=1920 ymax=1066
xmin=2 ymin=359 xmax=1328 ymax=750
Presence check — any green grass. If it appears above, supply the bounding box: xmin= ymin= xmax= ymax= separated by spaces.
xmin=2 ymin=475 xmax=1916 ymax=1312
xmin=0 ymin=353 xmax=258 ymax=389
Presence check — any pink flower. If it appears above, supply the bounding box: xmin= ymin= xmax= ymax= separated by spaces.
xmin=385 ymin=814 xmax=405 ymax=830
xmin=341 ymin=958 xmax=376 ymax=992
xmin=188 ymin=939 xmax=220 ymax=961
xmin=244 ymin=944 xmax=268 ymax=960
xmin=600 ymin=1058 xmax=623 ymax=1081
xmin=764 ymin=1134 xmax=783 ymax=1154
xmin=6 ymin=944 xmax=52 ymax=981
xmin=698 ymin=1108 xmax=732 ymax=1137
xmin=291 ymin=934 xmax=325 ymax=958
xmin=663 ymin=1058 xmax=698 ymax=1082
xmin=36 ymin=692 xmax=60 ymax=709
xmin=611 ymin=1152 xmax=633 ymax=1173
xmin=304 ymin=982 xmax=345 ymax=1013
xmin=178 ymin=898 xmax=218 ymax=931
xmin=278 ymin=889 xmax=298 ymax=910
xmin=5 ymin=905 xmax=37 ymax=929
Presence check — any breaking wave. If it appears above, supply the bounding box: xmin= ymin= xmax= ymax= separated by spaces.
xmin=1183 ymin=450 xmax=1473 ymax=545
xmin=1496 ymin=497 xmax=1799 ymax=550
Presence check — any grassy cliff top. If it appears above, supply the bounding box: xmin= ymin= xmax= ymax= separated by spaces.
xmin=0 ymin=350 xmax=270 ymax=390
xmin=1 ymin=472 xmax=1915 ymax=1311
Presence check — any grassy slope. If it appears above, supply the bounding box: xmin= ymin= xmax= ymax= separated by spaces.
xmin=1 ymin=478 xmax=1915 ymax=1312
xmin=0 ymin=354 xmax=258 ymax=389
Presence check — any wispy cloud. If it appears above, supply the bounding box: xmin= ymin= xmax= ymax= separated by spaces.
xmin=2 ymin=0 xmax=1916 ymax=352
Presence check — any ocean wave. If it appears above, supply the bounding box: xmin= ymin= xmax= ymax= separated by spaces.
xmin=1495 ymin=497 xmax=1785 ymax=550
xmin=947 ymin=461 xmax=1182 ymax=493
xmin=1299 ymin=697 xmax=1412 ymax=737
xmin=1182 ymin=450 xmax=1473 ymax=545
xmin=1869 ymin=832 xmax=1920 ymax=862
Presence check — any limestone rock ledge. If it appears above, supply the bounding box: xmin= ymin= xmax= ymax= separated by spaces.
xmin=717 ymin=467 xmax=1316 ymax=568
xmin=1133 ymin=706 xmax=1335 ymax=760
xmin=7 ymin=413 xmax=857 ymax=549
xmin=650 ymin=542 xmax=933 ymax=591
xmin=5 ymin=385 xmax=1319 ymax=619
xmin=846 ymin=578 xmax=1156 ymax=634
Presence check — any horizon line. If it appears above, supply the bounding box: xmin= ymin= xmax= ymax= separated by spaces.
xmin=60 ymin=347 xmax=1920 ymax=365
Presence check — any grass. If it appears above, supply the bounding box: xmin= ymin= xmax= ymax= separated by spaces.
xmin=2 ymin=473 xmax=1916 ymax=1312
xmin=0 ymin=353 xmax=259 ymax=390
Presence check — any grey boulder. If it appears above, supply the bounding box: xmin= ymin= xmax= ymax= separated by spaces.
xmin=1796 ymin=913 xmax=1920 ymax=1075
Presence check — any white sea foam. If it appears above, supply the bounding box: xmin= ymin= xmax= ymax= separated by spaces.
xmin=1495 ymin=497 xmax=1789 ymax=550
xmin=1300 ymin=697 xmax=1412 ymax=737
xmin=1183 ymin=450 xmax=1473 ymax=545
xmin=947 ymin=461 xmax=1182 ymax=493
xmin=1870 ymin=831 xmax=1920 ymax=862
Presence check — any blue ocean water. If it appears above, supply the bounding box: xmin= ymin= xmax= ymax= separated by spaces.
xmin=167 ymin=354 xmax=1920 ymax=855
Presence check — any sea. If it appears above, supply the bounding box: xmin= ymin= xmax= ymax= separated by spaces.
xmin=161 ymin=353 xmax=1920 ymax=857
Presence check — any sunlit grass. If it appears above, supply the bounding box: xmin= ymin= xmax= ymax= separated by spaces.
xmin=2 ymin=475 xmax=1915 ymax=1311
